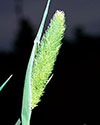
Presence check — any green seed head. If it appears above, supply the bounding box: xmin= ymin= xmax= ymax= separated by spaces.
xmin=31 ymin=10 xmax=65 ymax=109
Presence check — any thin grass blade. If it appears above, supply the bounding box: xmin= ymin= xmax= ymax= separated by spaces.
xmin=0 ymin=74 xmax=13 ymax=91
xmin=21 ymin=0 xmax=51 ymax=125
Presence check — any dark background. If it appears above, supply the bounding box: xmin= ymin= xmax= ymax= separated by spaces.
xmin=0 ymin=0 xmax=100 ymax=125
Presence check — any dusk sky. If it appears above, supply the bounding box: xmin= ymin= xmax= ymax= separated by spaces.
xmin=0 ymin=0 xmax=100 ymax=51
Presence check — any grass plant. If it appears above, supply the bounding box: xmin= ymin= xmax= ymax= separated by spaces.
xmin=1 ymin=0 xmax=65 ymax=124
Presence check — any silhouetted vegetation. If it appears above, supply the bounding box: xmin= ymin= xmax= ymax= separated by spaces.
xmin=0 ymin=18 xmax=100 ymax=125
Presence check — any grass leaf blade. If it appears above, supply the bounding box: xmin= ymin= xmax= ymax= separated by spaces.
xmin=21 ymin=0 xmax=51 ymax=125
xmin=0 ymin=74 xmax=13 ymax=91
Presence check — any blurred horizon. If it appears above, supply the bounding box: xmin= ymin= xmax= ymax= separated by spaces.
xmin=0 ymin=0 xmax=100 ymax=51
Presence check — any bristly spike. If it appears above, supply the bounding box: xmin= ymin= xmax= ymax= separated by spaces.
xmin=31 ymin=10 xmax=65 ymax=109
